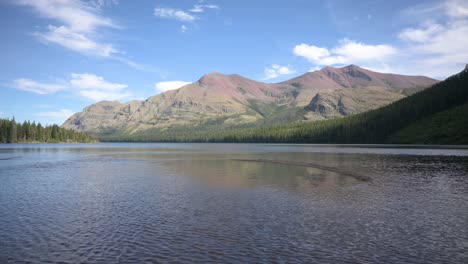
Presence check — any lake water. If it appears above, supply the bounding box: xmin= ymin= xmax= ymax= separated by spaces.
xmin=1 ymin=143 xmax=468 ymax=263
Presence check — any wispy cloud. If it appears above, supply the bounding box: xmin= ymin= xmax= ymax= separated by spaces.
xmin=155 ymin=81 xmax=191 ymax=92
xmin=36 ymin=25 xmax=118 ymax=57
xmin=294 ymin=0 xmax=468 ymax=78
xmin=17 ymin=0 xmax=117 ymax=32
xmin=263 ymin=64 xmax=296 ymax=80
xmin=398 ymin=22 xmax=444 ymax=43
xmin=154 ymin=7 xmax=196 ymax=22
xmin=446 ymin=0 xmax=468 ymax=18
xmin=70 ymin=73 xmax=131 ymax=101
xmin=70 ymin=73 xmax=126 ymax=91
xmin=395 ymin=0 xmax=468 ymax=77
xmin=154 ymin=2 xmax=220 ymax=31
xmin=13 ymin=73 xmax=132 ymax=102
xmin=16 ymin=0 xmax=120 ymax=58
xmin=189 ymin=4 xmax=219 ymax=13
xmin=113 ymin=56 xmax=166 ymax=75
xmin=15 ymin=0 xmax=160 ymax=72
xmin=13 ymin=78 xmax=65 ymax=94
xmin=91 ymin=0 xmax=119 ymax=9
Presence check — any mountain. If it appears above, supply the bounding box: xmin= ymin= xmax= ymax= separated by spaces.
xmin=291 ymin=65 xmax=436 ymax=120
xmin=63 ymin=65 xmax=437 ymax=135
xmin=110 ymin=65 xmax=466 ymax=144
xmin=304 ymin=88 xmax=406 ymax=120
xmin=282 ymin=65 xmax=435 ymax=105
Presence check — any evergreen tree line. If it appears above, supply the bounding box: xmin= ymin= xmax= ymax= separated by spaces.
xmin=102 ymin=67 xmax=468 ymax=144
xmin=0 ymin=118 xmax=95 ymax=143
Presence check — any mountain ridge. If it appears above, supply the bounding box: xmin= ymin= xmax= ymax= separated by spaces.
xmin=63 ymin=65 xmax=438 ymax=135
xmin=100 ymin=65 xmax=467 ymax=144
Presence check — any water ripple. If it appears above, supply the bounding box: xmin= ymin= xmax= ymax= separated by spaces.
xmin=0 ymin=144 xmax=467 ymax=263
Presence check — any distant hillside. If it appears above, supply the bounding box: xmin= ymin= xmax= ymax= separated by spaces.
xmin=102 ymin=65 xmax=468 ymax=144
xmin=63 ymin=65 xmax=437 ymax=135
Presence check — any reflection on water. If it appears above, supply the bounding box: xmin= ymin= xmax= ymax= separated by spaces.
xmin=0 ymin=143 xmax=467 ymax=263
xmin=160 ymin=159 xmax=359 ymax=190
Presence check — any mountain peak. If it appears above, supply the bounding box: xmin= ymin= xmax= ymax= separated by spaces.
xmin=197 ymin=72 xmax=255 ymax=87
xmin=201 ymin=72 xmax=227 ymax=78
xmin=197 ymin=72 xmax=227 ymax=85
xmin=321 ymin=66 xmax=335 ymax=71
xmin=342 ymin=64 xmax=362 ymax=70
xmin=319 ymin=64 xmax=362 ymax=72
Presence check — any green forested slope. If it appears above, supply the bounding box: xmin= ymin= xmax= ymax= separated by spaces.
xmin=102 ymin=67 xmax=468 ymax=144
xmin=388 ymin=102 xmax=468 ymax=144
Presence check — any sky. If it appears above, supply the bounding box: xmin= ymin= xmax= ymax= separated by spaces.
xmin=0 ymin=0 xmax=467 ymax=125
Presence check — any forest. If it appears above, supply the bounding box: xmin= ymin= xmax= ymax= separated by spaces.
xmin=102 ymin=67 xmax=468 ymax=144
xmin=0 ymin=118 xmax=95 ymax=143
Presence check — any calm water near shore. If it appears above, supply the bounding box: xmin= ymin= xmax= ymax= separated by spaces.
xmin=1 ymin=143 xmax=467 ymax=263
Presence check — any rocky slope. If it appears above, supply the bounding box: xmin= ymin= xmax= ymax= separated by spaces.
xmin=63 ymin=65 xmax=438 ymax=134
xmin=304 ymin=87 xmax=406 ymax=120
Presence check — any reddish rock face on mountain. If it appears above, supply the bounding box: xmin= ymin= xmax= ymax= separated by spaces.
xmin=282 ymin=65 xmax=437 ymax=106
xmin=63 ymin=65 xmax=438 ymax=134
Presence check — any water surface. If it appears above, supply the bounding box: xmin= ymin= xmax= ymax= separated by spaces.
xmin=1 ymin=143 xmax=467 ymax=263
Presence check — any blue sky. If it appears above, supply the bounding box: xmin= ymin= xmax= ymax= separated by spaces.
xmin=1 ymin=0 xmax=467 ymax=125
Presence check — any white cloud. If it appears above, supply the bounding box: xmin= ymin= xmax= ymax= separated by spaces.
xmin=154 ymin=3 xmax=220 ymax=30
xmin=16 ymin=0 xmax=119 ymax=57
xmin=70 ymin=73 xmax=127 ymax=91
xmin=155 ymin=81 xmax=191 ymax=92
xmin=17 ymin=0 xmax=116 ymax=33
xmin=13 ymin=78 xmax=65 ymax=94
xmin=398 ymin=22 xmax=444 ymax=43
xmin=295 ymin=0 xmax=466 ymax=78
xmin=399 ymin=20 xmax=468 ymax=59
xmin=15 ymin=0 xmax=163 ymax=72
xmin=399 ymin=17 xmax=468 ymax=58
xmin=70 ymin=73 xmax=131 ymax=101
xmin=294 ymin=39 xmax=397 ymax=66
xmin=395 ymin=0 xmax=468 ymax=77
xmin=91 ymin=0 xmax=119 ymax=9
xmin=445 ymin=0 xmax=468 ymax=18
xmin=154 ymin=8 xmax=196 ymax=22
xmin=330 ymin=39 xmax=397 ymax=64
xmin=13 ymin=73 xmax=131 ymax=101
xmin=37 ymin=25 xmax=118 ymax=57
xmin=189 ymin=4 xmax=219 ymax=13
xmin=293 ymin=44 xmax=330 ymax=62
xmin=34 ymin=109 xmax=75 ymax=125
xmin=189 ymin=5 xmax=204 ymax=13
xmin=264 ymin=64 xmax=296 ymax=80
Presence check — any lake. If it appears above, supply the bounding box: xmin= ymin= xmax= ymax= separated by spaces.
xmin=1 ymin=143 xmax=467 ymax=263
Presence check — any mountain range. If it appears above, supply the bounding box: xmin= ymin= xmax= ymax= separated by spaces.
xmin=63 ymin=65 xmax=437 ymax=135
xmin=99 ymin=65 xmax=468 ymax=144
